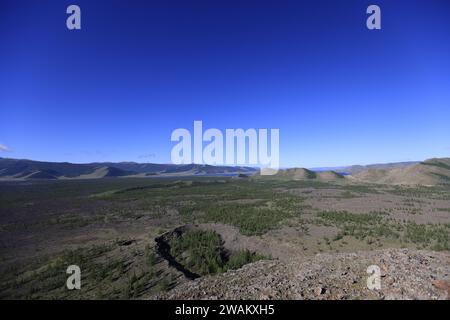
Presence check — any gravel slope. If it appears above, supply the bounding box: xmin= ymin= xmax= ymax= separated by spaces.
xmin=157 ymin=249 xmax=450 ymax=300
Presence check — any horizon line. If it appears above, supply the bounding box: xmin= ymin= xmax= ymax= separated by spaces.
xmin=0 ymin=155 xmax=442 ymax=170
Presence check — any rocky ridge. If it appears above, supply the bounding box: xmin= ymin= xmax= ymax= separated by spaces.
xmin=156 ymin=248 xmax=450 ymax=300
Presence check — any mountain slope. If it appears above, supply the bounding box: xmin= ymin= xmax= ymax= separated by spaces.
xmin=24 ymin=170 xmax=59 ymax=180
xmin=0 ymin=158 xmax=94 ymax=178
xmin=316 ymin=170 xmax=345 ymax=181
xmin=0 ymin=158 xmax=257 ymax=180
xmin=272 ymin=168 xmax=318 ymax=180
xmin=75 ymin=166 xmax=136 ymax=179
xmin=354 ymin=158 xmax=450 ymax=185
xmin=256 ymin=168 xmax=345 ymax=182
xmin=157 ymin=248 xmax=450 ymax=300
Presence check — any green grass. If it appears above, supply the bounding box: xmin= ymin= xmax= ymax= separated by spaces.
xmin=2 ymin=177 xmax=449 ymax=300
xmin=0 ymin=241 xmax=174 ymax=299
xmin=317 ymin=211 xmax=400 ymax=241
xmin=317 ymin=210 xmax=450 ymax=251
xmin=180 ymin=202 xmax=299 ymax=236
xmin=404 ymin=222 xmax=450 ymax=251
xmin=169 ymin=230 xmax=268 ymax=275
xmin=385 ymin=185 xmax=450 ymax=200
xmin=169 ymin=230 xmax=225 ymax=275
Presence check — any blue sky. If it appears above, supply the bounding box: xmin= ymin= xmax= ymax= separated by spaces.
xmin=1 ymin=0 xmax=449 ymax=167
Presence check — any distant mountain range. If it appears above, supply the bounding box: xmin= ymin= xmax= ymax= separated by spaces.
xmin=257 ymin=168 xmax=345 ymax=182
xmin=351 ymin=158 xmax=450 ymax=185
xmin=309 ymin=161 xmax=420 ymax=174
xmin=0 ymin=158 xmax=256 ymax=180
xmin=1 ymin=157 xmax=450 ymax=186
xmin=259 ymin=158 xmax=450 ymax=186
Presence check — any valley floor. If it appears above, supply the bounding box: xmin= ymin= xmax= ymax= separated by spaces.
xmin=0 ymin=178 xmax=449 ymax=299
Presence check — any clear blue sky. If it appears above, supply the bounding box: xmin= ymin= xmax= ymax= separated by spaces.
xmin=1 ymin=0 xmax=449 ymax=167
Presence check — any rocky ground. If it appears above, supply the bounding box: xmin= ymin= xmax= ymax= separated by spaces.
xmin=156 ymin=248 xmax=450 ymax=300
xmin=2 ymin=178 xmax=449 ymax=299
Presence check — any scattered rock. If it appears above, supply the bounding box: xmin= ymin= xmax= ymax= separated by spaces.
xmin=154 ymin=249 xmax=450 ymax=300
xmin=314 ymin=286 xmax=327 ymax=296
xmin=432 ymin=280 xmax=450 ymax=299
